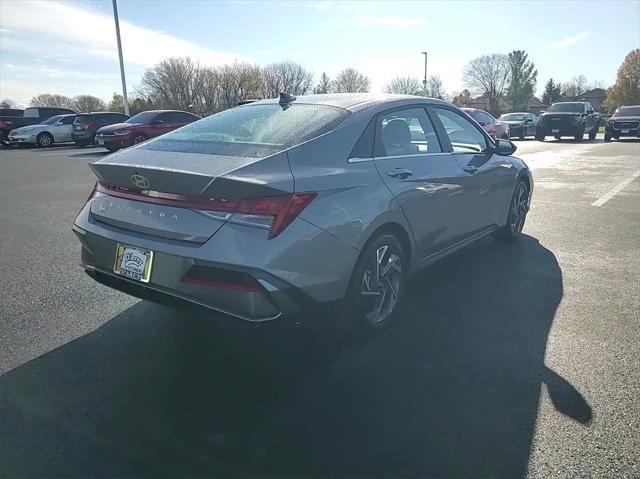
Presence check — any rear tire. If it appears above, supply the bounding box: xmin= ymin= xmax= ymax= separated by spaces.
xmin=497 ymin=180 xmax=529 ymax=242
xmin=588 ymin=125 xmax=598 ymax=140
xmin=106 ymin=146 xmax=119 ymax=153
xmin=336 ymin=233 xmax=407 ymax=334
xmin=36 ymin=132 xmax=54 ymax=148
xmin=535 ymin=131 xmax=545 ymax=141
xmin=574 ymin=126 xmax=584 ymax=142
xmin=604 ymin=133 xmax=612 ymax=142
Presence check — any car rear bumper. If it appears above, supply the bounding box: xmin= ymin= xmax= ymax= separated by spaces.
xmin=72 ymin=201 xmax=359 ymax=322
xmin=71 ymin=131 xmax=96 ymax=142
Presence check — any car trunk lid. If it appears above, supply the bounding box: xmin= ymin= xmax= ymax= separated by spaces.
xmin=88 ymin=147 xmax=295 ymax=242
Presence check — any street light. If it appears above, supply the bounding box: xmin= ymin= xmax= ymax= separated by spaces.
xmin=112 ymin=0 xmax=129 ymax=116
xmin=422 ymin=51 xmax=428 ymax=95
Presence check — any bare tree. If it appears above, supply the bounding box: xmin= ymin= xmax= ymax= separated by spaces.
xmin=313 ymin=72 xmax=333 ymax=94
xmin=562 ymin=75 xmax=588 ymax=97
xmin=139 ymin=57 xmax=204 ymax=110
xmin=30 ymin=93 xmax=74 ymax=109
xmin=384 ymin=76 xmax=422 ymax=95
xmin=463 ymin=54 xmax=509 ymax=114
xmin=333 ymin=68 xmax=370 ymax=93
xmin=262 ymin=61 xmax=313 ymax=98
xmin=452 ymin=89 xmax=472 ymax=107
xmin=0 ymin=98 xmax=17 ymax=109
xmin=73 ymin=95 xmax=106 ymax=113
xmin=427 ymin=74 xmax=446 ymax=99
xmin=215 ymin=62 xmax=263 ymax=111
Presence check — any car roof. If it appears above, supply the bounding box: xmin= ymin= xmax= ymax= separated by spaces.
xmin=77 ymin=111 xmax=128 ymax=116
xmin=249 ymin=93 xmax=448 ymax=111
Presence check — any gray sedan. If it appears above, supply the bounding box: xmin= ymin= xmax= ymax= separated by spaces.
xmin=73 ymin=94 xmax=533 ymax=333
xmin=8 ymin=114 xmax=77 ymax=147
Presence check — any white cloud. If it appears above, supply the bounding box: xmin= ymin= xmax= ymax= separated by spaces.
xmin=355 ymin=16 xmax=425 ymax=27
xmin=0 ymin=0 xmax=244 ymax=67
xmin=552 ymin=31 xmax=590 ymax=49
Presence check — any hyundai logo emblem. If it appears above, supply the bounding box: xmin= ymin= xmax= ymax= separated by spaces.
xmin=131 ymin=174 xmax=150 ymax=189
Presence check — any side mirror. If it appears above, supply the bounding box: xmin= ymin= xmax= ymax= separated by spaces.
xmin=494 ymin=139 xmax=517 ymax=156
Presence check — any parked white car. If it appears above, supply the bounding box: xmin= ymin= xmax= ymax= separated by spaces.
xmin=8 ymin=114 xmax=77 ymax=147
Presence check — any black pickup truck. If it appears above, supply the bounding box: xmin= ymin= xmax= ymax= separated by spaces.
xmin=535 ymin=101 xmax=601 ymax=142
xmin=0 ymin=106 xmax=76 ymax=144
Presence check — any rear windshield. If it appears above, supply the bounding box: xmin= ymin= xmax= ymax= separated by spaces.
xmin=151 ymin=103 xmax=350 ymax=156
xmin=126 ymin=111 xmax=158 ymax=124
xmin=615 ymin=106 xmax=640 ymax=116
xmin=74 ymin=115 xmax=94 ymax=123
xmin=548 ymin=103 xmax=584 ymax=113
xmin=500 ymin=113 xmax=526 ymax=121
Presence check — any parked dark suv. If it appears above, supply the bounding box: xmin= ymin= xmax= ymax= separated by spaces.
xmin=605 ymin=105 xmax=640 ymax=142
xmin=535 ymin=102 xmax=600 ymax=142
xmin=71 ymin=112 xmax=130 ymax=146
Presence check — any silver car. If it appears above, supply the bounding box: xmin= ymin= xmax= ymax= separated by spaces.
xmin=8 ymin=114 xmax=77 ymax=147
xmin=73 ymin=94 xmax=533 ymax=332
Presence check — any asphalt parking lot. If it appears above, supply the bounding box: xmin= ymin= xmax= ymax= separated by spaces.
xmin=0 ymin=137 xmax=639 ymax=478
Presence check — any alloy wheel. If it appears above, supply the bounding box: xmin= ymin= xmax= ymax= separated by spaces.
xmin=360 ymin=244 xmax=402 ymax=324
xmin=134 ymin=135 xmax=145 ymax=144
xmin=510 ymin=184 xmax=528 ymax=234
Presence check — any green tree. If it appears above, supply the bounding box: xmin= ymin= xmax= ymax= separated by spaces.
xmin=313 ymin=72 xmax=333 ymax=94
xmin=107 ymin=92 xmax=125 ymax=113
xmin=541 ymin=78 xmax=562 ymax=105
xmin=603 ymin=49 xmax=640 ymax=112
xmin=506 ymin=50 xmax=537 ymax=110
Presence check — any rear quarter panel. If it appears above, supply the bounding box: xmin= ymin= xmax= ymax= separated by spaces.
xmin=287 ymin=113 xmax=414 ymax=257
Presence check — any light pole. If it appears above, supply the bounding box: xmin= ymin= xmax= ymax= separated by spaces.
xmin=112 ymin=0 xmax=129 ymax=115
xmin=422 ymin=51 xmax=428 ymax=95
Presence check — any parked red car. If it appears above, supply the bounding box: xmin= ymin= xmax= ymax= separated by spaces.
xmin=95 ymin=110 xmax=201 ymax=152
xmin=462 ymin=108 xmax=510 ymax=140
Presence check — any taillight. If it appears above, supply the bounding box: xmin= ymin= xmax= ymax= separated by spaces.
xmin=0 ymin=121 xmax=5 ymax=129
xmin=84 ymin=121 xmax=96 ymax=130
xmin=229 ymin=193 xmax=317 ymax=238
xmin=96 ymin=183 xmax=316 ymax=239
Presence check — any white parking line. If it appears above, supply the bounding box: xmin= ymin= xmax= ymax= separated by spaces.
xmin=38 ymin=150 xmax=79 ymax=156
xmin=591 ymin=169 xmax=640 ymax=207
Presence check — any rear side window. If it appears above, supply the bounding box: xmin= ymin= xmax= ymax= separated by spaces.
xmin=156 ymin=104 xmax=350 ymax=156
xmin=61 ymin=115 xmax=75 ymax=125
xmin=433 ymin=108 xmax=488 ymax=153
xmin=374 ymin=107 xmax=441 ymax=157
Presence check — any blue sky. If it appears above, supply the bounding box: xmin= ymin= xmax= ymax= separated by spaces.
xmin=1 ymin=0 xmax=638 ymax=106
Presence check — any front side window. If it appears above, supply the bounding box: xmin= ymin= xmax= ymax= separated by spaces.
xmin=126 ymin=111 xmax=160 ymax=124
xmin=434 ymin=108 xmax=488 ymax=154
xmin=374 ymin=107 xmax=441 ymax=157
xmin=41 ymin=115 xmax=62 ymax=125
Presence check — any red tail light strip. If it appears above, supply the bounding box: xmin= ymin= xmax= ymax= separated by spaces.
xmin=95 ymin=183 xmax=317 ymax=238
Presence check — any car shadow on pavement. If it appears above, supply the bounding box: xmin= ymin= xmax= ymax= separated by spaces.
xmin=0 ymin=235 xmax=592 ymax=478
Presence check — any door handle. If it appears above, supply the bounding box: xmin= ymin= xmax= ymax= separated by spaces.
xmin=463 ymin=165 xmax=478 ymax=174
xmin=386 ymin=168 xmax=413 ymax=179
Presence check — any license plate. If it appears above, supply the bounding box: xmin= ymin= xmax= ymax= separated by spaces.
xmin=113 ymin=243 xmax=153 ymax=283
xmin=552 ymin=129 xmax=560 ymax=133
xmin=621 ymin=129 xmax=630 ymax=134
xmin=97 ymin=138 xmax=104 ymax=145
